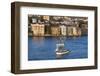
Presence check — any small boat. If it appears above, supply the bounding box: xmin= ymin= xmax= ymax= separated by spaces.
xmin=55 ymin=43 xmax=70 ymax=55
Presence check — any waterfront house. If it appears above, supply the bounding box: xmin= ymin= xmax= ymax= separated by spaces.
xmin=59 ymin=25 xmax=66 ymax=36
xmin=80 ymin=24 xmax=88 ymax=35
xmin=43 ymin=16 xmax=50 ymax=20
xmin=67 ymin=26 xmax=73 ymax=36
xmin=67 ymin=26 xmax=82 ymax=36
xmin=51 ymin=25 xmax=60 ymax=36
xmin=77 ymin=28 xmax=82 ymax=36
xmin=31 ymin=23 xmax=45 ymax=36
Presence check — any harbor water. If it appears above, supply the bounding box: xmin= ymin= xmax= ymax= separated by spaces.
xmin=28 ymin=36 xmax=88 ymax=60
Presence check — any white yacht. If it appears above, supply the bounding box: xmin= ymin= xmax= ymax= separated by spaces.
xmin=55 ymin=43 xmax=69 ymax=55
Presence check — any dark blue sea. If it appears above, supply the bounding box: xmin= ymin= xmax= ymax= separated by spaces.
xmin=28 ymin=36 xmax=88 ymax=60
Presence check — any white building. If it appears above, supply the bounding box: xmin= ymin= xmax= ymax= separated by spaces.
xmin=60 ymin=25 xmax=66 ymax=36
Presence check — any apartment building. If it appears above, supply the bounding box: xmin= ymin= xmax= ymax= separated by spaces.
xmin=31 ymin=24 xmax=45 ymax=36
xmin=59 ymin=25 xmax=66 ymax=36
xmin=67 ymin=26 xmax=82 ymax=36
xmin=51 ymin=26 xmax=60 ymax=36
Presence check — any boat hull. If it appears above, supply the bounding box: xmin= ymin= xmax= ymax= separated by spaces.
xmin=56 ymin=50 xmax=70 ymax=55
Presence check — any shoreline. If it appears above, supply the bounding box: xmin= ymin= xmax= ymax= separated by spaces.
xmin=28 ymin=34 xmax=87 ymax=37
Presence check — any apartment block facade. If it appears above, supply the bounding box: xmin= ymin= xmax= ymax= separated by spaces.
xmin=28 ymin=15 xmax=87 ymax=37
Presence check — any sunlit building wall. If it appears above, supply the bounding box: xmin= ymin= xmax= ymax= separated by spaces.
xmin=60 ymin=25 xmax=66 ymax=36
xmin=51 ymin=26 xmax=60 ymax=36
xmin=31 ymin=24 xmax=45 ymax=36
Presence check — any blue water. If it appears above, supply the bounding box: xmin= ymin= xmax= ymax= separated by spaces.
xmin=28 ymin=36 xmax=88 ymax=60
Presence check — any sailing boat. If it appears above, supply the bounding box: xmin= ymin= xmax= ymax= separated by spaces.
xmin=55 ymin=36 xmax=70 ymax=56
